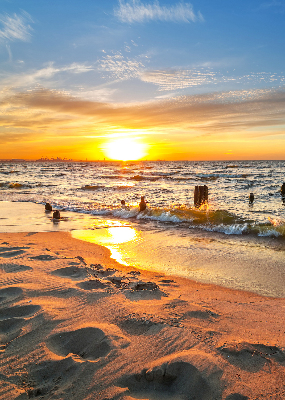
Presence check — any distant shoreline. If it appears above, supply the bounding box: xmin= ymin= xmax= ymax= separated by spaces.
xmin=2 ymin=158 xmax=285 ymax=163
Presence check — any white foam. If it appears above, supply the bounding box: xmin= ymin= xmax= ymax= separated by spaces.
xmin=136 ymin=210 xmax=182 ymax=223
xmin=258 ymin=229 xmax=281 ymax=237
xmin=192 ymin=223 xmax=249 ymax=235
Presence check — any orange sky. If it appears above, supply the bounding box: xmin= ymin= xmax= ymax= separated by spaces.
xmin=1 ymin=3 xmax=285 ymax=161
xmin=1 ymin=88 xmax=285 ymax=161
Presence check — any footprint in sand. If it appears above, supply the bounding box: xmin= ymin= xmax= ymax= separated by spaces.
xmin=118 ymin=351 xmax=222 ymax=400
xmin=51 ymin=266 xmax=89 ymax=280
xmin=29 ymin=254 xmax=58 ymax=261
xmin=0 ymin=317 xmax=28 ymax=345
xmin=183 ymin=309 xmax=220 ymax=321
xmin=0 ymin=304 xmax=41 ymax=320
xmin=124 ymin=280 xmax=167 ymax=301
xmin=0 ymin=246 xmax=28 ymax=258
xmin=117 ymin=315 xmax=163 ymax=336
xmin=15 ymin=357 xmax=81 ymax=399
xmin=46 ymin=326 xmax=129 ymax=361
xmin=218 ymin=342 xmax=285 ymax=372
xmin=90 ymin=263 xmax=117 ymax=277
xmin=0 ymin=287 xmax=23 ymax=304
xmin=0 ymin=263 xmax=32 ymax=273
xmin=77 ymin=279 xmax=110 ymax=290
xmin=0 ymin=299 xmax=41 ymax=345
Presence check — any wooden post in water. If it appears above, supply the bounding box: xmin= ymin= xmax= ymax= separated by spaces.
xmin=281 ymin=183 xmax=285 ymax=196
xmin=194 ymin=186 xmax=199 ymax=206
xmin=194 ymin=185 xmax=208 ymax=207
xmin=204 ymin=185 xmax=208 ymax=203
xmin=249 ymin=193 xmax=254 ymax=204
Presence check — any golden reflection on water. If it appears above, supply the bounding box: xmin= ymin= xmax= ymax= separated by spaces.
xmin=72 ymin=226 xmax=140 ymax=265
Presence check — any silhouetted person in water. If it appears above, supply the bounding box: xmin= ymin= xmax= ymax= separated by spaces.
xmin=53 ymin=210 xmax=60 ymax=219
xmin=121 ymin=200 xmax=126 ymax=207
xmin=45 ymin=203 xmax=52 ymax=211
xmin=139 ymin=196 xmax=147 ymax=212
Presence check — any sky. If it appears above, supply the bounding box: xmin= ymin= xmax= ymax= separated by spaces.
xmin=0 ymin=0 xmax=285 ymax=161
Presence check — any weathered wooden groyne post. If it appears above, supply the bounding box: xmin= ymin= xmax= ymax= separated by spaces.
xmin=281 ymin=183 xmax=285 ymax=196
xmin=249 ymin=193 xmax=254 ymax=204
xmin=194 ymin=185 xmax=208 ymax=207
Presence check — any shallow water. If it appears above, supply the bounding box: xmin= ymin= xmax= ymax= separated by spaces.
xmin=1 ymin=160 xmax=285 ymax=297
xmin=1 ymin=160 xmax=285 ymax=236
xmin=1 ymin=201 xmax=285 ymax=297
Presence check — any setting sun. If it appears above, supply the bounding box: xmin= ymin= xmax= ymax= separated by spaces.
xmin=105 ymin=138 xmax=147 ymax=161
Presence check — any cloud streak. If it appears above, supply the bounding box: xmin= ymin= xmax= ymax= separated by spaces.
xmin=0 ymin=62 xmax=94 ymax=93
xmin=0 ymin=11 xmax=33 ymax=43
xmin=114 ymin=0 xmax=203 ymax=23
xmin=1 ymin=87 xmax=285 ymax=137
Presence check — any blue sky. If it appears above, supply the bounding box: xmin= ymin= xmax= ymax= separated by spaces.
xmin=0 ymin=0 xmax=285 ymax=160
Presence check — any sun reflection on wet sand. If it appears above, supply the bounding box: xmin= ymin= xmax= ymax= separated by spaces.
xmin=72 ymin=226 xmax=140 ymax=265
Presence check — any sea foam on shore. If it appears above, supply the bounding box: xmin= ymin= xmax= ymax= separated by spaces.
xmin=1 ymin=201 xmax=285 ymax=298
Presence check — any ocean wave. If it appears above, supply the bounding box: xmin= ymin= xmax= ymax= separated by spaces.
xmin=0 ymin=170 xmax=20 ymax=175
xmin=116 ymin=185 xmax=135 ymax=190
xmin=196 ymin=223 xmax=250 ymax=235
xmin=109 ymin=206 xmax=248 ymax=226
xmin=136 ymin=210 xmax=182 ymax=223
xmin=109 ymin=206 xmax=285 ymax=238
xmin=81 ymin=185 xmax=105 ymax=190
xmin=101 ymin=175 xmax=125 ymax=180
xmin=130 ymin=175 xmax=159 ymax=181
xmin=8 ymin=182 xmax=31 ymax=189
xmin=0 ymin=182 xmax=54 ymax=190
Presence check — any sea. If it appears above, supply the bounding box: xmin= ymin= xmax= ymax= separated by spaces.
xmin=1 ymin=160 xmax=285 ymax=297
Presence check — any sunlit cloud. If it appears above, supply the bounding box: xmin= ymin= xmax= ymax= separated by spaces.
xmin=97 ymin=51 xmax=145 ymax=80
xmin=1 ymin=87 xmax=285 ymax=139
xmin=141 ymin=68 xmax=217 ymax=90
xmin=141 ymin=69 xmax=285 ymax=91
xmin=96 ymin=48 xmax=285 ymax=90
xmin=0 ymin=11 xmax=33 ymax=43
xmin=114 ymin=0 xmax=203 ymax=23
xmin=0 ymin=62 xmax=94 ymax=93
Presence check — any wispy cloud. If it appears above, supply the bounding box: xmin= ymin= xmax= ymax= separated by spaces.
xmin=97 ymin=52 xmax=145 ymax=80
xmin=0 ymin=11 xmax=33 ymax=43
xmin=141 ymin=68 xmax=285 ymax=91
xmin=2 ymin=87 xmax=285 ymax=137
xmin=114 ymin=0 xmax=203 ymax=23
xmin=0 ymin=62 xmax=94 ymax=92
xmin=141 ymin=68 xmax=217 ymax=90
xmin=260 ymin=1 xmax=285 ymax=10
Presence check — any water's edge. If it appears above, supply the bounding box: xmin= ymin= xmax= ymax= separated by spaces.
xmin=1 ymin=201 xmax=285 ymax=298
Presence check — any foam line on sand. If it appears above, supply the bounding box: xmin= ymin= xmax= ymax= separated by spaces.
xmin=0 ymin=231 xmax=285 ymax=399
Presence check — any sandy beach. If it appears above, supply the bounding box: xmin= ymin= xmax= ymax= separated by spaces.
xmin=0 ymin=231 xmax=284 ymax=399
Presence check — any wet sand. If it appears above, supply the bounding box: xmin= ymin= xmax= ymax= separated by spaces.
xmin=0 ymin=231 xmax=285 ymax=399
xmin=2 ymin=201 xmax=285 ymax=298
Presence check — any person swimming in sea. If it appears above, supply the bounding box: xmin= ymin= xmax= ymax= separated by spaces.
xmin=139 ymin=196 xmax=147 ymax=212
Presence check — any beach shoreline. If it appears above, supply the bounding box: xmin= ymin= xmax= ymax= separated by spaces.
xmin=0 ymin=231 xmax=285 ymax=399
xmin=1 ymin=200 xmax=285 ymax=298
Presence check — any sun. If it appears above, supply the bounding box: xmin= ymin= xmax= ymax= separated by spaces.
xmin=105 ymin=138 xmax=147 ymax=161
